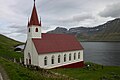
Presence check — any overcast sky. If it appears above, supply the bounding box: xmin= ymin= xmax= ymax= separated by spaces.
xmin=0 ymin=0 xmax=120 ymax=42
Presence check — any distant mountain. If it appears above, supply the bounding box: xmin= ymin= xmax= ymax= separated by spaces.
xmin=48 ymin=27 xmax=68 ymax=34
xmin=47 ymin=18 xmax=120 ymax=41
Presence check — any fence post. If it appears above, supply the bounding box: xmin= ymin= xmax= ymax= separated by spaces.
xmin=19 ymin=58 xmax=22 ymax=63
xmin=14 ymin=58 xmax=16 ymax=63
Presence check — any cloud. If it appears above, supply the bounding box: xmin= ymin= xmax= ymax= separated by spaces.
xmin=1 ymin=0 xmax=120 ymax=42
xmin=73 ymin=13 xmax=94 ymax=22
xmin=99 ymin=2 xmax=120 ymax=18
xmin=50 ymin=13 xmax=95 ymax=27
xmin=8 ymin=25 xmax=27 ymax=34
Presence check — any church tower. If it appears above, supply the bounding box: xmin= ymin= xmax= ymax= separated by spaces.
xmin=27 ymin=0 xmax=41 ymax=39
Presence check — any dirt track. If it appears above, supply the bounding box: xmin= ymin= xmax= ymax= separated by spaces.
xmin=0 ymin=65 xmax=9 ymax=80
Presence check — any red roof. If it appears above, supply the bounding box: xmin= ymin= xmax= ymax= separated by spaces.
xmin=32 ymin=33 xmax=83 ymax=54
xmin=29 ymin=1 xmax=41 ymax=26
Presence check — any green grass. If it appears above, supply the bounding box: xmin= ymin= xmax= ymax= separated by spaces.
xmin=0 ymin=34 xmax=69 ymax=80
xmin=52 ymin=62 xmax=120 ymax=80
xmin=1 ymin=34 xmax=120 ymax=80
xmin=0 ymin=57 xmax=63 ymax=80
xmin=0 ymin=34 xmax=23 ymax=60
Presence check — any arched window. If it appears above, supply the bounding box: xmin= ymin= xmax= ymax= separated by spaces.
xmin=29 ymin=28 xmax=30 ymax=32
xmin=58 ymin=55 xmax=60 ymax=63
xmin=69 ymin=53 xmax=71 ymax=61
xmin=74 ymin=53 xmax=76 ymax=60
xmin=51 ymin=55 xmax=54 ymax=64
xmin=64 ymin=54 xmax=66 ymax=62
xmin=78 ymin=52 xmax=80 ymax=59
xmin=28 ymin=53 xmax=31 ymax=64
xmin=35 ymin=28 xmax=38 ymax=32
xmin=44 ymin=56 xmax=47 ymax=66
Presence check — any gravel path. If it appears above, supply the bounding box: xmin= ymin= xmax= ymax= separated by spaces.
xmin=0 ymin=73 xmax=3 ymax=80
xmin=0 ymin=65 xmax=9 ymax=80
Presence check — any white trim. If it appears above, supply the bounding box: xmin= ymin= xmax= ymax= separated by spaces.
xmin=38 ymin=50 xmax=83 ymax=69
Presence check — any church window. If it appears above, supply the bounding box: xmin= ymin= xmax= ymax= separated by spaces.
xmin=51 ymin=55 xmax=54 ymax=64
xmin=29 ymin=28 xmax=30 ymax=32
xmin=44 ymin=56 xmax=47 ymax=66
xmin=35 ymin=28 xmax=38 ymax=32
xmin=74 ymin=53 xmax=76 ymax=60
xmin=58 ymin=55 xmax=60 ymax=63
xmin=69 ymin=53 xmax=71 ymax=61
xmin=28 ymin=53 xmax=31 ymax=65
xmin=78 ymin=52 xmax=80 ymax=59
xmin=64 ymin=54 xmax=66 ymax=62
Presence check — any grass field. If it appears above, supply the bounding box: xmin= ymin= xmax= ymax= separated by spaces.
xmin=0 ymin=57 xmax=70 ymax=80
xmin=52 ymin=62 xmax=120 ymax=80
xmin=0 ymin=34 xmax=70 ymax=80
xmin=0 ymin=34 xmax=120 ymax=80
xmin=0 ymin=34 xmax=23 ymax=60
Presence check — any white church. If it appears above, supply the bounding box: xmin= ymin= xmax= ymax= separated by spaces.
xmin=24 ymin=0 xmax=84 ymax=69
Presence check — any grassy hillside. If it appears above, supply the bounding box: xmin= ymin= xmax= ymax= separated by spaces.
xmin=52 ymin=63 xmax=120 ymax=80
xmin=0 ymin=34 xmax=71 ymax=80
xmin=0 ymin=34 xmax=120 ymax=80
xmin=77 ymin=18 xmax=120 ymax=41
xmin=47 ymin=18 xmax=120 ymax=41
xmin=0 ymin=34 xmax=23 ymax=60
xmin=0 ymin=57 xmax=68 ymax=80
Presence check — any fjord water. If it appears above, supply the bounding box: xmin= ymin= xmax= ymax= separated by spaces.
xmin=81 ymin=42 xmax=120 ymax=66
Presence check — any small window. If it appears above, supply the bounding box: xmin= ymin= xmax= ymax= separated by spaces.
xmin=78 ymin=52 xmax=80 ymax=59
xmin=44 ymin=56 xmax=47 ymax=66
xmin=35 ymin=28 xmax=38 ymax=32
xmin=74 ymin=53 xmax=76 ymax=60
xmin=29 ymin=28 xmax=30 ymax=32
xmin=64 ymin=54 xmax=66 ymax=62
xmin=29 ymin=59 xmax=31 ymax=64
xmin=69 ymin=53 xmax=71 ymax=61
xmin=51 ymin=55 xmax=54 ymax=64
xmin=28 ymin=53 xmax=31 ymax=64
xmin=58 ymin=55 xmax=60 ymax=63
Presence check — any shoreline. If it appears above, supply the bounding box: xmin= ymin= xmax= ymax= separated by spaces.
xmin=79 ymin=40 xmax=120 ymax=42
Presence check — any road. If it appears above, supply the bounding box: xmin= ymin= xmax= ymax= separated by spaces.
xmin=0 ymin=65 xmax=9 ymax=80
xmin=0 ymin=73 xmax=3 ymax=80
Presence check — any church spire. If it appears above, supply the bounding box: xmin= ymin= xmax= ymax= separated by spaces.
xmin=29 ymin=0 xmax=40 ymax=27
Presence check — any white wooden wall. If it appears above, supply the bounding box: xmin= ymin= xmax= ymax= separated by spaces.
xmin=24 ymin=39 xmax=39 ymax=66
xmin=38 ymin=50 xmax=83 ymax=69
xmin=28 ymin=26 xmax=41 ymax=39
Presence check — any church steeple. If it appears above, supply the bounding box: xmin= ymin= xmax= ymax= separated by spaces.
xmin=27 ymin=0 xmax=42 ymax=39
xmin=29 ymin=0 xmax=40 ymax=27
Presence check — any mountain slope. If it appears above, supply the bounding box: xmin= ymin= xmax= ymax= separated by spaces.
xmin=0 ymin=34 xmax=23 ymax=59
xmin=47 ymin=18 xmax=120 ymax=41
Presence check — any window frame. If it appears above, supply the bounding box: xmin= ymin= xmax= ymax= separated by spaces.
xmin=64 ymin=54 xmax=66 ymax=62
xmin=69 ymin=53 xmax=71 ymax=61
xmin=78 ymin=52 xmax=80 ymax=59
xmin=44 ymin=56 xmax=47 ymax=66
xmin=29 ymin=28 xmax=30 ymax=32
xmin=74 ymin=53 xmax=76 ymax=60
xmin=58 ymin=55 xmax=61 ymax=63
xmin=51 ymin=55 xmax=55 ymax=64
xmin=35 ymin=28 xmax=38 ymax=32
